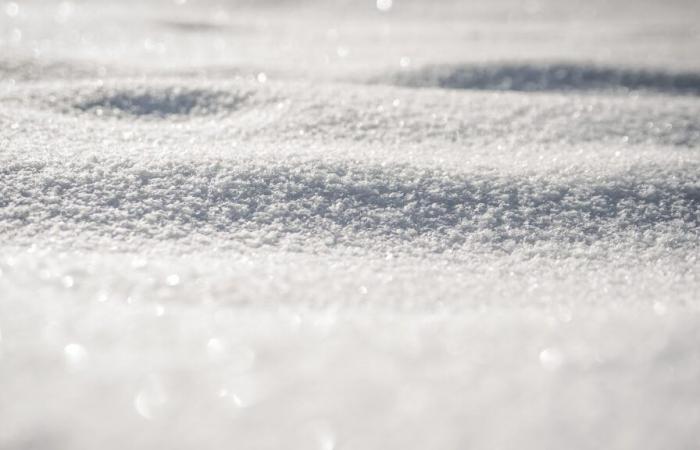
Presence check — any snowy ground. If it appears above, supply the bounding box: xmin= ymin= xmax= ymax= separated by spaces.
xmin=1 ymin=0 xmax=699 ymax=449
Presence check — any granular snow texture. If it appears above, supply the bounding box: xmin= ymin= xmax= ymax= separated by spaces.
xmin=0 ymin=0 xmax=699 ymax=449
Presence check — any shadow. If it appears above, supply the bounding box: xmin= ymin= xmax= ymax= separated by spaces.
xmin=377 ymin=62 xmax=700 ymax=95
xmin=159 ymin=20 xmax=228 ymax=32
xmin=74 ymin=88 xmax=251 ymax=118
xmin=157 ymin=20 xmax=255 ymax=34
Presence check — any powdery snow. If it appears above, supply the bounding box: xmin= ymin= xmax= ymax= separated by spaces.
xmin=0 ymin=0 xmax=699 ymax=449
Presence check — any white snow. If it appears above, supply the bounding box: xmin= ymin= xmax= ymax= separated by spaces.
xmin=0 ymin=0 xmax=699 ymax=449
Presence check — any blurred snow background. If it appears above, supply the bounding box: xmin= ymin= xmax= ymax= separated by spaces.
xmin=0 ymin=0 xmax=699 ymax=449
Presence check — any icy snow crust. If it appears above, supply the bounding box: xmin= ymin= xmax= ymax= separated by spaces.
xmin=1 ymin=0 xmax=700 ymax=449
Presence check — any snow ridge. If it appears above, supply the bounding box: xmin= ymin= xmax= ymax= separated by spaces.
xmin=5 ymin=80 xmax=700 ymax=148
xmin=1 ymin=159 xmax=697 ymax=251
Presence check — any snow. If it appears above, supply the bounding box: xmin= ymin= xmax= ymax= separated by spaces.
xmin=1 ymin=0 xmax=699 ymax=449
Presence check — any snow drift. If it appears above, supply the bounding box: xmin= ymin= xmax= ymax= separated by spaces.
xmin=1 ymin=0 xmax=699 ymax=449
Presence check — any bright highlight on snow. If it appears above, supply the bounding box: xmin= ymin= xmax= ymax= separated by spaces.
xmin=4 ymin=2 xmax=19 ymax=17
xmin=0 ymin=0 xmax=699 ymax=449
xmin=376 ymin=0 xmax=393 ymax=12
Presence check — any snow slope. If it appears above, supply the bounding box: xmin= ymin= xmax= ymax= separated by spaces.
xmin=1 ymin=0 xmax=699 ymax=449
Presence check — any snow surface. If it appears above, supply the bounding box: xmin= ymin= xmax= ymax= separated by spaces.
xmin=1 ymin=0 xmax=699 ymax=449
